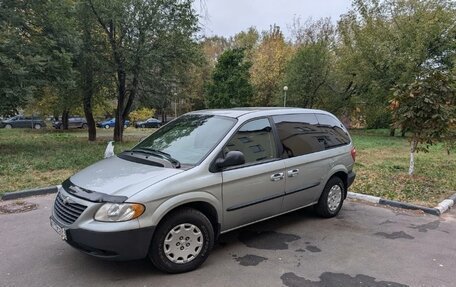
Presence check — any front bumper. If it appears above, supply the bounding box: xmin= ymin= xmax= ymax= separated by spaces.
xmin=51 ymin=215 xmax=155 ymax=260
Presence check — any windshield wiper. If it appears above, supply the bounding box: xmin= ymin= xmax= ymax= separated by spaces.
xmin=129 ymin=148 xmax=181 ymax=168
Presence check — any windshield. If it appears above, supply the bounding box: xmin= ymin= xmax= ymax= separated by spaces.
xmin=133 ymin=114 xmax=236 ymax=165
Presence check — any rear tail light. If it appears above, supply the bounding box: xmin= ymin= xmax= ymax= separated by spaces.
xmin=351 ymin=147 xmax=356 ymax=162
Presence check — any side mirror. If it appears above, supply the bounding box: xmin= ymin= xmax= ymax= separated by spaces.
xmin=215 ymin=151 xmax=245 ymax=170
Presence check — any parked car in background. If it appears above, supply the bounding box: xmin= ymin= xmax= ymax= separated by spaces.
xmin=1 ymin=115 xmax=46 ymax=129
xmin=135 ymin=118 xmax=162 ymax=128
xmin=53 ymin=116 xmax=87 ymax=129
xmin=97 ymin=118 xmax=130 ymax=129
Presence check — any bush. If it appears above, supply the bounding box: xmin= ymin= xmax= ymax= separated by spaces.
xmin=129 ymin=108 xmax=156 ymax=123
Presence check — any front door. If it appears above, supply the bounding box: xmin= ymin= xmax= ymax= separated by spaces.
xmin=221 ymin=118 xmax=285 ymax=231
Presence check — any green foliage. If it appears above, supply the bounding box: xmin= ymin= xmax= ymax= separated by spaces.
xmin=284 ymin=42 xmax=331 ymax=108
xmin=337 ymin=0 xmax=456 ymax=128
xmin=129 ymin=108 xmax=156 ymax=122
xmin=205 ymin=48 xmax=253 ymax=108
xmin=0 ymin=0 xmax=81 ymax=117
xmin=392 ymin=70 xmax=456 ymax=151
xmin=89 ymin=0 xmax=199 ymax=141
xmin=250 ymin=25 xmax=291 ymax=106
xmin=0 ymin=1 xmax=73 ymax=115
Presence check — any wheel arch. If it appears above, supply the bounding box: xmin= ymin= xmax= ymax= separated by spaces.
xmin=327 ymin=166 xmax=349 ymax=198
xmin=148 ymin=192 xmax=221 ymax=239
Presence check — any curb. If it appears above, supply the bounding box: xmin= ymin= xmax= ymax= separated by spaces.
xmin=347 ymin=191 xmax=455 ymax=216
xmin=1 ymin=186 xmax=59 ymax=201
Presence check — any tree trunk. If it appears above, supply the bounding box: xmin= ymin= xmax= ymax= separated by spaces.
xmin=408 ymin=137 xmax=418 ymax=176
xmin=83 ymin=100 xmax=96 ymax=141
xmin=81 ymin=12 xmax=96 ymax=142
xmin=62 ymin=110 xmax=69 ymax=130
xmin=401 ymin=129 xmax=406 ymax=137
xmin=389 ymin=128 xmax=395 ymax=137
xmin=82 ymin=80 xmax=96 ymax=141
xmin=113 ymin=63 xmax=126 ymax=142
xmin=161 ymin=109 xmax=167 ymax=123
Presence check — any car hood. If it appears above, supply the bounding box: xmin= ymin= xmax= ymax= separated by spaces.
xmin=70 ymin=156 xmax=184 ymax=199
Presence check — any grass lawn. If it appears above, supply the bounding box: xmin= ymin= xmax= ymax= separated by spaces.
xmin=350 ymin=129 xmax=456 ymax=207
xmin=0 ymin=128 xmax=454 ymax=207
xmin=0 ymin=128 xmax=146 ymax=195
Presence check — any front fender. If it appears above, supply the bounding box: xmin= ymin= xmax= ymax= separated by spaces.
xmin=140 ymin=192 xmax=222 ymax=228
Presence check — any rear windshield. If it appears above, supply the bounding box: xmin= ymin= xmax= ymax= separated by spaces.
xmin=133 ymin=114 xmax=236 ymax=165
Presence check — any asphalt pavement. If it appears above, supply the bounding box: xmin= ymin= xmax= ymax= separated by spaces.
xmin=0 ymin=194 xmax=455 ymax=287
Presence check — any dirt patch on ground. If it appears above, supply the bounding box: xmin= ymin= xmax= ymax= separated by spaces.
xmin=0 ymin=201 xmax=38 ymax=214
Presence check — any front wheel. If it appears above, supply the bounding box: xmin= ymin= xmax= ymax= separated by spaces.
xmin=149 ymin=208 xmax=214 ymax=273
xmin=4 ymin=124 xmax=12 ymax=129
xmin=104 ymin=124 xmax=110 ymax=129
xmin=315 ymin=176 xmax=345 ymax=218
xmin=34 ymin=124 xmax=42 ymax=130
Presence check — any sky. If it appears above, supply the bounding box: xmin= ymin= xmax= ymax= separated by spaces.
xmin=195 ymin=0 xmax=353 ymax=38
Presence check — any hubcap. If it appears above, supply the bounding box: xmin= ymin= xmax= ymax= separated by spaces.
xmin=164 ymin=223 xmax=203 ymax=264
xmin=327 ymin=185 xmax=342 ymax=212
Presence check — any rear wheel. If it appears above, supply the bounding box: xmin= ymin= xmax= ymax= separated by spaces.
xmin=149 ymin=208 xmax=214 ymax=273
xmin=82 ymin=123 xmax=88 ymax=129
xmin=34 ymin=124 xmax=42 ymax=130
xmin=141 ymin=124 xmax=145 ymax=128
xmin=104 ymin=124 xmax=110 ymax=129
xmin=315 ymin=176 xmax=345 ymax=218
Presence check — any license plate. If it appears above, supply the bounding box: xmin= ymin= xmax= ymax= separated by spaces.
xmin=50 ymin=217 xmax=67 ymax=240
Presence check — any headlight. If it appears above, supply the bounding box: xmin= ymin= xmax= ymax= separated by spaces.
xmin=94 ymin=203 xmax=145 ymax=222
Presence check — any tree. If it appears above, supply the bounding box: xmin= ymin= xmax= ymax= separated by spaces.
xmin=391 ymin=70 xmax=456 ymax=175
xmin=0 ymin=0 xmax=76 ymax=116
xmin=337 ymin=0 xmax=456 ymax=130
xmin=250 ymin=25 xmax=291 ymax=106
xmin=205 ymin=48 xmax=253 ymax=108
xmin=283 ymin=41 xmax=332 ymax=108
xmin=88 ymin=0 xmax=199 ymax=141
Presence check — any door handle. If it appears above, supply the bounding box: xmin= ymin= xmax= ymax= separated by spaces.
xmin=270 ymin=173 xmax=284 ymax=181
xmin=287 ymin=169 xmax=299 ymax=177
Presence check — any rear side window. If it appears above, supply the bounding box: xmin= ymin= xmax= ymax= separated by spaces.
xmin=272 ymin=114 xmax=324 ymax=158
xmin=225 ymin=118 xmax=276 ymax=164
xmin=315 ymin=114 xmax=351 ymax=149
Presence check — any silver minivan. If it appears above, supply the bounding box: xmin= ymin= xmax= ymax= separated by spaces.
xmin=50 ymin=108 xmax=356 ymax=273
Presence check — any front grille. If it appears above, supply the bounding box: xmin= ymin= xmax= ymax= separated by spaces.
xmin=54 ymin=192 xmax=87 ymax=225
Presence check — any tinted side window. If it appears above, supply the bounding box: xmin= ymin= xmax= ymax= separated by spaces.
xmin=225 ymin=118 xmax=276 ymax=164
xmin=272 ymin=114 xmax=324 ymax=158
xmin=315 ymin=114 xmax=351 ymax=149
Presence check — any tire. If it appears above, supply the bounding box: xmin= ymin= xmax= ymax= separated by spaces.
xmin=149 ymin=208 xmax=214 ymax=273
xmin=141 ymin=124 xmax=145 ymax=128
xmin=34 ymin=124 xmax=42 ymax=130
xmin=315 ymin=176 xmax=345 ymax=218
xmin=82 ymin=123 xmax=88 ymax=129
xmin=104 ymin=124 xmax=110 ymax=129
xmin=4 ymin=124 xmax=12 ymax=129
